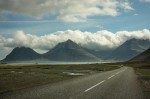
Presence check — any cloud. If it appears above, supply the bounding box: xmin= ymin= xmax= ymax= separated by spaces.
xmin=133 ymin=13 xmax=138 ymax=16
xmin=139 ymin=0 xmax=150 ymax=3
xmin=0 ymin=29 xmax=150 ymax=52
xmin=0 ymin=0 xmax=134 ymax=22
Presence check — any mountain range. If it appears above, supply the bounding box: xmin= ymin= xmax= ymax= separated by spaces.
xmin=107 ymin=38 xmax=150 ymax=61
xmin=1 ymin=39 xmax=100 ymax=62
xmin=43 ymin=40 xmax=99 ymax=61
xmin=129 ymin=48 xmax=150 ymax=62
xmin=1 ymin=39 xmax=150 ymax=63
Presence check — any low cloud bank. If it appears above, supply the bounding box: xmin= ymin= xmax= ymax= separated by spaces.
xmin=0 ymin=29 xmax=150 ymax=51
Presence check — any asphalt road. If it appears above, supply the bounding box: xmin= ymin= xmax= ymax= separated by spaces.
xmin=0 ymin=66 xmax=144 ymax=99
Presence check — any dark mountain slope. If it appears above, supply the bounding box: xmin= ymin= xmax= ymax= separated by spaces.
xmin=1 ymin=47 xmax=41 ymax=62
xmin=107 ymin=39 xmax=150 ymax=61
xmin=129 ymin=48 xmax=150 ymax=62
xmin=83 ymin=48 xmax=112 ymax=59
xmin=44 ymin=39 xmax=99 ymax=61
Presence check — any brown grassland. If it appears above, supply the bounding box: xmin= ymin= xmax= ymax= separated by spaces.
xmin=0 ymin=63 xmax=119 ymax=94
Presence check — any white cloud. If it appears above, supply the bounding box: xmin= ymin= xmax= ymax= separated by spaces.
xmin=139 ymin=0 xmax=150 ymax=3
xmin=1 ymin=29 xmax=150 ymax=52
xmin=120 ymin=2 xmax=134 ymax=11
xmin=0 ymin=0 xmax=134 ymax=22
xmin=133 ymin=13 xmax=138 ymax=16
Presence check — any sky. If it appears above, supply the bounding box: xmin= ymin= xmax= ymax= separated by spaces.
xmin=0 ymin=0 xmax=150 ymax=60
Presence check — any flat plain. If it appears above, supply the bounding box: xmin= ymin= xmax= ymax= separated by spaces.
xmin=0 ymin=63 xmax=119 ymax=94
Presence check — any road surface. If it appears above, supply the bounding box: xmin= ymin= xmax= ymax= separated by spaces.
xmin=0 ymin=66 xmax=144 ymax=99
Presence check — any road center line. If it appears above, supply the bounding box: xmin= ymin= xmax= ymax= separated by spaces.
xmin=84 ymin=68 xmax=127 ymax=93
xmin=84 ymin=80 xmax=105 ymax=92
xmin=115 ymin=72 xmax=120 ymax=75
xmin=115 ymin=68 xmax=127 ymax=75
xmin=107 ymin=75 xmax=115 ymax=79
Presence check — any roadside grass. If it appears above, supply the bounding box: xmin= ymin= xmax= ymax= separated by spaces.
xmin=137 ymin=69 xmax=150 ymax=76
xmin=124 ymin=62 xmax=150 ymax=76
xmin=0 ymin=63 xmax=119 ymax=94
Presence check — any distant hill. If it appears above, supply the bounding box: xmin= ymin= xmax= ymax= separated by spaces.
xmin=1 ymin=47 xmax=41 ymax=62
xmin=106 ymin=39 xmax=150 ymax=61
xmin=84 ymin=48 xmax=112 ymax=59
xmin=1 ymin=39 xmax=150 ymax=62
xmin=44 ymin=39 xmax=99 ymax=61
xmin=129 ymin=48 xmax=150 ymax=62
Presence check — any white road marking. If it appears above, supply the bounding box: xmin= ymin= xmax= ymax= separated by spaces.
xmin=116 ymin=69 xmax=126 ymax=75
xmin=115 ymin=72 xmax=120 ymax=75
xmin=84 ymin=80 xmax=105 ymax=92
xmin=115 ymin=68 xmax=127 ymax=75
xmin=107 ymin=75 xmax=115 ymax=79
xmin=84 ymin=68 xmax=128 ymax=93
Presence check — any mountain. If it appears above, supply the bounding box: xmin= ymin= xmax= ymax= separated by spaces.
xmin=44 ymin=39 xmax=99 ymax=61
xmin=83 ymin=48 xmax=112 ymax=59
xmin=129 ymin=48 xmax=150 ymax=62
xmin=106 ymin=38 xmax=150 ymax=61
xmin=1 ymin=47 xmax=41 ymax=62
xmin=1 ymin=39 xmax=149 ymax=62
